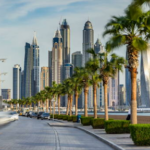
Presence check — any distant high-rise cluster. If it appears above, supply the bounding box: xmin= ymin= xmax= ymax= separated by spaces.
xmin=13 ymin=33 xmax=40 ymax=99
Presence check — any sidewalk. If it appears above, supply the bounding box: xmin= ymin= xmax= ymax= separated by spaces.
xmin=49 ymin=119 xmax=150 ymax=150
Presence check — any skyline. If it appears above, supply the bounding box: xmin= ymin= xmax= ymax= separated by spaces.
xmin=0 ymin=0 xmax=133 ymax=95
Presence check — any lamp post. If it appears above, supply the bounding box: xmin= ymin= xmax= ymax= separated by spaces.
xmin=51 ymin=99 xmax=55 ymax=120
xmin=0 ymin=72 xmax=7 ymax=96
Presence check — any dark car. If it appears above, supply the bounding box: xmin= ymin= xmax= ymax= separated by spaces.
xmin=30 ymin=112 xmax=38 ymax=118
xmin=37 ymin=112 xmax=44 ymax=119
xmin=27 ymin=111 xmax=32 ymax=117
xmin=41 ymin=113 xmax=50 ymax=120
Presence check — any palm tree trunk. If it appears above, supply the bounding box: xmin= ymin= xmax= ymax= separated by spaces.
xmin=103 ymin=77 xmax=108 ymax=120
xmin=46 ymin=99 xmax=49 ymax=113
xmin=50 ymin=100 xmax=52 ymax=114
xmin=66 ymin=97 xmax=70 ymax=115
xmin=58 ymin=95 xmax=60 ymax=115
xmin=131 ymin=68 xmax=137 ymax=124
xmin=30 ymin=104 xmax=31 ymax=111
xmin=70 ymin=95 xmax=73 ymax=116
xmin=84 ymin=85 xmax=89 ymax=117
xmin=75 ymin=91 xmax=78 ymax=116
xmin=93 ymin=83 xmax=97 ymax=119
xmin=53 ymin=101 xmax=55 ymax=115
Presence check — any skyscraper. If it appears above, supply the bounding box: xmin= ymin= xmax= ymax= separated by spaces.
xmin=13 ymin=64 xmax=21 ymax=99
xmin=21 ymin=71 xmax=24 ymax=98
xmin=1 ymin=89 xmax=11 ymax=100
xmin=119 ymin=84 xmax=126 ymax=106
xmin=24 ymin=42 xmax=33 ymax=98
xmin=125 ymin=48 xmax=131 ymax=105
xmin=82 ymin=20 xmax=94 ymax=108
xmin=52 ymin=30 xmax=63 ymax=84
xmin=48 ymin=51 xmax=52 ymax=87
xmin=31 ymin=33 xmax=40 ymax=96
xmin=94 ymin=38 xmax=104 ymax=107
xmin=72 ymin=51 xmax=82 ymax=68
xmin=60 ymin=19 xmax=70 ymax=65
xmin=140 ymin=46 xmax=150 ymax=107
xmin=137 ymin=79 xmax=141 ymax=107
xmin=108 ymin=71 xmax=119 ymax=106
xmin=40 ymin=67 xmax=49 ymax=91
xmin=72 ymin=51 xmax=82 ymax=108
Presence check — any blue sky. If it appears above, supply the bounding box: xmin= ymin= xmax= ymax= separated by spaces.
xmin=0 ymin=0 xmax=133 ymax=96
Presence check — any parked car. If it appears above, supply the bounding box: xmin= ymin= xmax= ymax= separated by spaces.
xmin=37 ymin=112 xmax=44 ymax=119
xmin=41 ymin=113 xmax=50 ymax=120
xmin=9 ymin=111 xmax=19 ymax=120
xmin=30 ymin=112 xmax=38 ymax=118
xmin=27 ymin=111 xmax=32 ymax=117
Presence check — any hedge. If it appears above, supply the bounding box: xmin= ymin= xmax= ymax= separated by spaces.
xmin=130 ymin=124 xmax=150 ymax=146
xmin=105 ymin=120 xmax=130 ymax=134
xmin=57 ymin=115 xmax=63 ymax=119
xmin=91 ymin=118 xmax=114 ymax=129
xmin=63 ymin=115 xmax=68 ymax=120
xmin=72 ymin=116 xmax=77 ymax=122
xmin=68 ymin=116 xmax=73 ymax=121
xmin=81 ymin=117 xmax=93 ymax=126
xmin=54 ymin=114 xmax=58 ymax=119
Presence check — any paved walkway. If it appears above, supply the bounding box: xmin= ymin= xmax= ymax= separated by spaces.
xmin=50 ymin=119 xmax=150 ymax=150
xmin=0 ymin=117 xmax=114 ymax=150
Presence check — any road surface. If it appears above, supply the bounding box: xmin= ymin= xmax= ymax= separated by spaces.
xmin=0 ymin=117 xmax=114 ymax=150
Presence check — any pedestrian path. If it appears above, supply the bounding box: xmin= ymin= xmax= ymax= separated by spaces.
xmin=49 ymin=119 xmax=150 ymax=150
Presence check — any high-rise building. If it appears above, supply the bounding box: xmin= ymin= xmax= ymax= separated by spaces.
xmin=21 ymin=71 xmax=24 ymax=98
xmin=13 ymin=64 xmax=21 ymax=99
xmin=108 ymin=71 xmax=119 ymax=106
xmin=40 ymin=67 xmax=49 ymax=91
xmin=140 ymin=46 xmax=150 ymax=107
xmin=137 ymin=79 xmax=141 ymax=107
xmin=62 ymin=63 xmax=73 ymax=106
xmin=72 ymin=51 xmax=82 ymax=68
xmin=48 ymin=51 xmax=52 ymax=87
xmin=119 ymin=84 xmax=126 ymax=106
xmin=82 ymin=20 xmax=94 ymax=108
xmin=24 ymin=42 xmax=33 ymax=98
xmin=72 ymin=51 xmax=82 ymax=108
xmin=94 ymin=38 xmax=104 ymax=107
xmin=125 ymin=48 xmax=131 ymax=105
xmin=1 ymin=89 xmax=11 ymax=100
xmin=31 ymin=33 xmax=40 ymax=96
xmin=52 ymin=30 xmax=63 ymax=84
xmin=60 ymin=19 xmax=70 ymax=65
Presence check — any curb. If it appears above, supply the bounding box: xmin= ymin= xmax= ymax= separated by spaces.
xmin=48 ymin=122 xmax=124 ymax=150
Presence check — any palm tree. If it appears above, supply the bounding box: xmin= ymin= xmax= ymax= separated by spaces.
xmin=103 ymin=4 xmax=150 ymax=124
xmin=133 ymin=0 xmax=150 ymax=5
xmin=26 ymin=97 xmax=32 ymax=111
xmin=85 ymin=50 xmax=101 ymax=119
xmin=99 ymin=52 xmax=126 ymax=121
xmin=79 ymin=67 xmax=91 ymax=117
xmin=11 ymin=99 xmax=18 ymax=111
xmin=39 ymin=90 xmax=47 ymax=111
xmin=45 ymin=87 xmax=53 ymax=114
xmin=72 ymin=68 xmax=83 ymax=116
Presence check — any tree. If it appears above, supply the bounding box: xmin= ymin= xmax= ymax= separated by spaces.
xmin=133 ymin=0 xmax=150 ymax=6
xmin=86 ymin=49 xmax=101 ymax=119
xmin=103 ymin=4 xmax=150 ymax=124
xmin=39 ymin=90 xmax=47 ymax=111
xmin=79 ymin=67 xmax=92 ymax=117
xmin=72 ymin=68 xmax=83 ymax=116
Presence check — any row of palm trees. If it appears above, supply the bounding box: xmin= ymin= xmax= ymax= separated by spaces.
xmin=4 ymin=0 xmax=150 ymax=124
xmin=4 ymin=49 xmax=126 ymax=120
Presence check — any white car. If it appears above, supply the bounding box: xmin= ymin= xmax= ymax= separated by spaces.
xmin=9 ymin=111 xmax=19 ymax=120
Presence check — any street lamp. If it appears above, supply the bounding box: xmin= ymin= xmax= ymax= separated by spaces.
xmin=0 ymin=59 xmax=6 ymax=62
xmin=0 ymin=72 xmax=7 ymax=96
xmin=51 ymin=99 xmax=55 ymax=120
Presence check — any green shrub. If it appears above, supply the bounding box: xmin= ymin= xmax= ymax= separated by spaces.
xmin=105 ymin=120 xmax=130 ymax=134
xmin=130 ymin=124 xmax=150 ymax=146
xmin=81 ymin=117 xmax=93 ymax=126
xmin=57 ymin=115 xmax=63 ymax=119
xmin=63 ymin=115 xmax=68 ymax=120
xmin=72 ymin=116 xmax=77 ymax=122
xmin=54 ymin=114 xmax=58 ymax=119
xmin=68 ymin=116 xmax=73 ymax=121
xmin=50 ymin=114 xmax=53 ymax=118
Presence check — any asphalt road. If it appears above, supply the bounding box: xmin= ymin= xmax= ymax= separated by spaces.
xmin=0 ymin=116 xmax=114 ymax=150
